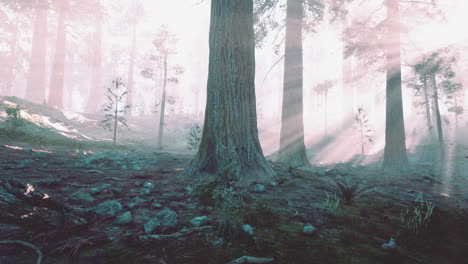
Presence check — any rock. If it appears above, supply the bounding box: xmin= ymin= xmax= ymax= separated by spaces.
xmin=423 ymin=180 xmax=431 ymax=184
xmin=190 ymin=216 xmax=208 ymax=227
xmin=211 ymin=237 xmax=225 ymax=247
xmin=134 ymin=182 xmax=142 ymax=187
xmin=94 ymin=200 xmax=123 ymax=216
xmin=381 ymin=238 xmax=397 ymax=251
xmin=140 ymin=188 xmax=151 ymax=196
xmin=89 ymin=188 xmax=100 ymax=195
xmin=70 ymin=190 xmax=94 ymax=203
xmin=242 ymin=224 xmax=254 ymax=236
xmin=100 ymin=183 xmax=112 ymax=189
xmin=128 ymin=203 xmax=138 ymax=209
xmin=269 ymin=181 xmax=278 ymax=187
xmin=303 ymin=225 xmax=317 ymax=236
xmin=152 ymin=203 xmax=163 ymax=209
xmin=41 ymin=162 xmax=48 ymax=167
xmin=143 ymin=182 xmax=154 ymax=189
xmin=144 ymin=208 xmax=178 ymax=234
xmin=253 ymin=184 xmax=265 ymax=193
xmin=114 ymin=211 xmax=132 ymax=225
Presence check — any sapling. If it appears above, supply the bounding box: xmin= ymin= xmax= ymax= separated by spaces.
xmin=5 ymin=105 xmax=24 ymax=132
xmin=100 ymin=77 xmax=130 ymax=145
xmin=354 ymin=106 xmax=373 ymax=154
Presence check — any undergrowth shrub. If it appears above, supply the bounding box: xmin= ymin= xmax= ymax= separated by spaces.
xmin=334 ymin=175 xmax=376 ymax=205
xmin=400 ymin=192 xmax=435 ymax=234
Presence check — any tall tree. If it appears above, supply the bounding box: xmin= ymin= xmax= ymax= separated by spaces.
xmin=186 ymin=0 xmax=275 ymax=184
xmin=125 ymin=0 xmax=143 ymax=116
xmin=383 ymin=0 xmax=409 ymax=170
xmin=26 ymin=2 xmax=48 ymax=103
xmin=277 ymin=0 xmax=310 ymax=167
xmin=48 ymin=0 xmax=68 ymax=108
xmin=85 ymin=0 xmax=103 ymax=113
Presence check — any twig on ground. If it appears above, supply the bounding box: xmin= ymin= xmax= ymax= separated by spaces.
xmin=139 ymin=226 xmax=214 ymax=241
xmin=227 ymin=256 xmax=275 ymax=264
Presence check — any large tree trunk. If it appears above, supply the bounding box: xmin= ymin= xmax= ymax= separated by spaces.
xmin=85 ymin=0 xmax=103 ymax=113
xmin=157 ymin=55 xmax=167 ymax=149
xmin=26 ymin=5 xmax=48 ymax=103
xmin=186 ymin=0 xmax=275 ymax=184
xmin=277 ymin=0 xmax=309 ymax=167
xmin=383 ymin=0 xmax=409 ymax=171
xmin=431 ymin=73 xmax=444 ymax=159
xmin=126 ymin=21 xmax=137 ymax=115
xmin=48 ymin=0 xmax=68 ymax=108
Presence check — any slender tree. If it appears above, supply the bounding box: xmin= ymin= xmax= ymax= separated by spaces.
xmin=26 ymin=2 xmax=48 ymax=103
xmin=85 ymin=0 xmax=103 ymax=113
xmin=48 ymin=0 xmax=68 ymax=108
xmin=277 ymin=0 xmax=310 ymax=167
xmin=186 ymin=0 xmax=275 ymax=184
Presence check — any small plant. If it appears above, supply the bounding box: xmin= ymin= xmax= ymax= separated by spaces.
xmin=213 ymin=186 xmax=245 ymax=240
xmin=400 ymin=192 xmax=435 ymax=234
xmin=334 ymin=175 xmax=376 ymax=205
xmin=354 ymin=106 xmax=373 ymax=155
xmin=186 ymin=123 xmax=202 ymax=151
xmin=100 ymin=77 xmax=130 ymax=145
xmin=5 ymin=105 xmax=24 ymax=131
xmin=323 ymin=192 xmax=340 ymax=215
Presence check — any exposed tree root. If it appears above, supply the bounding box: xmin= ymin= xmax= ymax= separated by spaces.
xmin=0 ymin=240 xmax=43 ymax=264
xmin=227 ymin=256 xmax=275 ymax=264
xmin=139 ymin=226 xmax=214 ymax=241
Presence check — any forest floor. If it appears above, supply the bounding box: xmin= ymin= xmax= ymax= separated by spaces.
xmin=0 ymin=96 xmax=468 ymax=264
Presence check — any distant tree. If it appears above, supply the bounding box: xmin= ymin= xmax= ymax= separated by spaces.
xmin=354 ymin=106 xmax=373 ymax=155
xmin=411 ymin=50 xmax=464 ymax=159
xmin=313 ymin=79 xmax=336 ymax=136
xmin=125 ymin=0 xmax=144 ymax=116
xmin=100 ymin=78 xmax=130 ymax=145
xmin=48 ymin=0 xmax=69 ymax=108
xmin=186 ymin=0 xmax=275 ymax=184
xmin=141 ymin=25 xmax=184 ymax=149
xmin=26 ymin=1 xmax=48 ymax=103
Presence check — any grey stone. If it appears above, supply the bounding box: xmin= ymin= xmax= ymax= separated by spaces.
xmin=253 ymin=184 xmax=265 ymax=193
xmin=144 ymin=208 xmax=178 ymax=234
xmin=94 ymin=200 xmax=123 ymax=216
xmin=143 ymin=182 xmax=154 ymax=189
xmin=114 ymin=211 xmax=132 ymax=225
xmin=190 ymin=216 xmax=208 ymax=227
xmin=152 ymin=203 xmax=163 ymax=209
xmin=381 ymin=238 xmax=397 ymax=251
xmin=70 ymin=190 xmax=94 ymax=203
xmin=89 ymin=188 xmax=100 ymax=195
xmin=242 ymin=224 xmax=254 ymax=236
xmin=128 ymin=203 xmax=138 ymax=209
xmin=140 ymin=188 xmax=151 ymax=196
xmin=303 ymin=225 xmax=317 ymax=236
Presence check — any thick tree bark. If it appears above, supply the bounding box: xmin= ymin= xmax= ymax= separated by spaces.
xmin=186 ymin=0 xmax=275 ymax=184
xmin=431 ymin=73 xmax=444 ymax=159
xmin=157 ymin=55 xmax=167 ymax=149
xmin=85 ymin=0 xmax=103 ymax=113
xmin=383 ymin=0 xmax=409 ymax=171
xmin=26 ymin=5 xmax=48 ymax=103
xmin=48 ymin=0 xmax=68 ymax=108
xmin=277 ymin=0 xmax=310 ymax=167
xmin=126 ymin=21 xmax=137 ymax=115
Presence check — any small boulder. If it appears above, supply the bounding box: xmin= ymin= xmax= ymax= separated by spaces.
xmin=144 ymin=208 xmax=178 ymax=234
xmin=143 ymin=182 xmax=154 ymax=189
xmin=253 ymin=184 xmax=265 ymax=193
xmin=303 ymin=224 xmax=317 ymax=236
xmin=140 ymin=188 xmax=151 ymax=196
xmin=242 ymin=224 xmax=254 ymax=236
xmin=190 ymin=216 xmax=208 ymax=227
xmin=381 ymin=238 xmax=397 ymax=251
xmin=94 ymin=200 xmax=123 ymax=216
xmin=70 ymin=190 xmax=94 ymax=203
xmin=152 ymin=203 xmax=163 ymax=209
xmin=114 ymin=211 xmax=132 ymax=225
